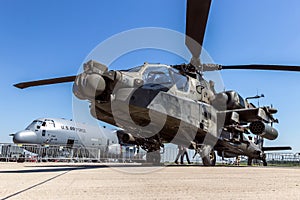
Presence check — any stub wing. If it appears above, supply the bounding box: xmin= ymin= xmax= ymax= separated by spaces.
xmin=219 ymin=107 xmax=276 ymax=124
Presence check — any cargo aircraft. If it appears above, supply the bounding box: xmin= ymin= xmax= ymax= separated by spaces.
xmin=12 ymin=118 xmax=121 ymax=156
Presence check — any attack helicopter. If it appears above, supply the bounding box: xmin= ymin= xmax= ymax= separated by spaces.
xmin=15 ymin=0 xmax=299 ymax=166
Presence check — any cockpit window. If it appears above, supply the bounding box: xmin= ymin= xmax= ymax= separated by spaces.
xmin=25 ymin=120 xmax=43 ymax=130
xmin=142 ymin=66 xmax=172 ymax=85
xmin=125 ymin=66 xmax=143 ymax=72
xmin=170 ymin=69 xmax=189 ymax=92
xmin=238 ymin=94 xmax=246 ymax=108
xmin=44 ymin=119 xmax=56 ymax=128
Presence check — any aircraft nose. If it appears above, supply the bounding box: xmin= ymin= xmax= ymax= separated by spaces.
xmin=13 ymin=130 xmax=38 ymax=144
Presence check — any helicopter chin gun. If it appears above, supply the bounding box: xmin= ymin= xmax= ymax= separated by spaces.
xmin=249 ymin=121 xmax=278 ymax=140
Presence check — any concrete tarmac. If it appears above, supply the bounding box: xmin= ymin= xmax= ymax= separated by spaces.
xmin=0 ymin=162 xmax=300 ymax=200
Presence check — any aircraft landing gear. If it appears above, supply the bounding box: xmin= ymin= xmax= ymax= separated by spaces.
xmin=248 ymin=157 xmax=267 ymax=166
xmin=146 ymin=150 xmax=161 ymax=165
xmin=202 ymin=150 xmax=216 ymax=166
xmin=247 ymin=158 xmax=252 ymax=166
xmin=193 ymin=144 xmax=216 ymax=166
xmin=262 ymin=158 xmax=267 ymax=166
xmin=262 ymin=153 xmax=267 ymax=166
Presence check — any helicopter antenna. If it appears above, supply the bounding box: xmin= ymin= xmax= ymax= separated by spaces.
xmin=257 ymin=90 xmax=259 ymax=107
xmin=245 ymin=93 xmax=265 ymax=107
xmin=270 ymin=104 xmax=274 ymax=127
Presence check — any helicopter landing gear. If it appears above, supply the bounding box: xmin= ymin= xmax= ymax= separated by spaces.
xmin=248 ymin=157 xmax=267 ymax=166
xmin=262 ymin=159 xmax=268 ymax=166
xmin=202 ymin=149 xmax=216 ymax=166
xmin=261 ymin=153 xmax=268 ymax=166
xmin=247 ymin=158 xmax=253 ymax=166
xmin=146 ymin=150 xmax=161 ymax=166
xmin=193 ymin=144 xmax=216 ymax=166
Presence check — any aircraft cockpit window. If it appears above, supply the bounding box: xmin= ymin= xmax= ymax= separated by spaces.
xmin=238 ymin=94 xmax=246 ymax=108
xmin=25 ymin=120 xmax=43 ymax=130
xmin=142 ymin=66 xmax=172 ymax=85
xmin=44 ymin=120 xmax=56 ymax=128
xmin=170 ymin=69 xmax=189 ymax=92
xmin=126 ymin=66 xmax=143 ymax=72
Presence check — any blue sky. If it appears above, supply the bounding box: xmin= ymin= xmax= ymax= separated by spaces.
xmin=1 ymin=0 xmax=300 ymax=152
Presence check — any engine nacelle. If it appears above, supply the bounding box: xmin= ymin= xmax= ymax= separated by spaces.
xmin=211 ymin=91 xmax=246 ymax=111
xmin=73 ymin=73 xmax=106 ymax=99
xmin=122 ymin=133 xmax=137 ymax=144
xmin=249 ymin=121 xmax=278 ymax=140
xmin=73 ymin=60 xmax=108 ymax=100
xmin=116 ymin=130 xmax=138 ymax=144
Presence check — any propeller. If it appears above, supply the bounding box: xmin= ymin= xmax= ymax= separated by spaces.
xmin=14 ymin=0 xmax=300 ymax=90
xmin=185 ymin=0 xmax=212 ymax=67
xmin=174 ymin=63 xmax=300 ymax=72
xmin=184 ymin=0 xmax=300 ymax=73
xmin=221 ymin=64 xmax=300 ymax=72
xmin=14 ymin=75 xmax=76 ymax=89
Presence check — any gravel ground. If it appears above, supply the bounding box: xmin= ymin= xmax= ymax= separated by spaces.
xmin=0 ymin=162 xmax=299 ymax=200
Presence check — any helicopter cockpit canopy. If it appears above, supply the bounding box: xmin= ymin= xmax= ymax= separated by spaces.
xmin=142 ymin=66 xmax=172 ymax=85
xmin=127 ymin=64 xmax=190 ymax=92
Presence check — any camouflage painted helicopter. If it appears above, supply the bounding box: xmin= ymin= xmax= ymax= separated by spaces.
xmin=15 ymin=0 xmax=299 ymax=166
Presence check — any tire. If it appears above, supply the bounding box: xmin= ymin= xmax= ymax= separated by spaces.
xmin=263 ymin=159 xmax=267 ymax=166
xmin=247 ymin=158 xmax=252 ymax=166
xmin=146 ymin=151 xmax=161 ymax=165
xmin=202 ymin=150 xmax=216 ymax=166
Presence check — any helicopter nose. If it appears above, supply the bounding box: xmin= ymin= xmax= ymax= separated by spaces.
xmin=73 ymin=73 xmax=106 ymax=100
xmin=13 ymin=130 xmax=39 ymax=144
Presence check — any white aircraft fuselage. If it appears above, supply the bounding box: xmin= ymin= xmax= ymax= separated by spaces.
xmin=13 ymin=118 xmax=121 ymax=155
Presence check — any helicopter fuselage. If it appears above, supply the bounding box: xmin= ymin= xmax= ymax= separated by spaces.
xmin=73 ymin=60 xmax=279 ymax=164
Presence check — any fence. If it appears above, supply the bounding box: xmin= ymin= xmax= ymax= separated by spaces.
xmin=265 ymin=152 xmax=300 ymax=164
xmin=1 ymin=143 xmax=299 ymax=165
xmin=0 ymin=143 xmax=141 ymax=163
xmin=0 ymin=143 xmax=205 ymax=163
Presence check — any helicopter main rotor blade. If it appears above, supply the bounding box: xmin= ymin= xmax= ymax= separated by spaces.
xmin=221 ymin=64 xmax=300 ymax=72
xmin=14 ymin=75 xmax=77 ymax=89
xmin=185 ymin=0 xmax=212 ymax=60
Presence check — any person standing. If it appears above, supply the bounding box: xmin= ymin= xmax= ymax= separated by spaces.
xmin=175 ymin=145 xmax=191 ymax=164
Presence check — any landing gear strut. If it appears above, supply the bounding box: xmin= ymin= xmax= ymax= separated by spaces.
xmin=247 ymin=158 xmax=252 ymax=166
xmin=202 ymin=150 xmax=216 ymax=166
xmin=262 ymin=159 xmax=267 ymax=166
xmin=193 ymin=144 xmax=216 ymax=166
xmin=262 ymin=153 xmax=267 ymax=166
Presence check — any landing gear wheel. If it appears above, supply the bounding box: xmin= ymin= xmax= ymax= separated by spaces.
xmin=261 ymin=153 xmax=267 ymax=166
xmin=146 ymin=151 xmax=161 ymax=166
xmin=202 ymin=150 xmax=216 ymax=166
xmin=247 ymin=158 xmax=253 ymax=166
xmin=262 ymin=159 xmax=267 ymax=166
